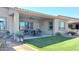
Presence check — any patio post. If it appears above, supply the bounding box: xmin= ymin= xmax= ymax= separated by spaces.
xmin=53 ymin=19 xmax=59 ymax=35
xmin=13 ymin=11 xmax=19 ymax=41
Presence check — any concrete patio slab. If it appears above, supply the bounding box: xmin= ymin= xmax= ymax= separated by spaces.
xmin=24 ymin=35 xmax=52 ymax=40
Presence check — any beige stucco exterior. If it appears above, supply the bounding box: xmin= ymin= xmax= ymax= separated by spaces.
xmin=0 ymin=7 xmax=79 ymax=35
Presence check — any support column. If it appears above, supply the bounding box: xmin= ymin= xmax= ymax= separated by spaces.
xmin=73 ymin=24 xmax=76 ymax=29
xmin=7 ymin=16 xmax=13 ymax=33
xmin=65 ymin=22 xmax=69 ymax=32
xmin=13 ymin=11 xmax=19 ymax=33
xmin=53 ymin=19 xmax=59 ymax=35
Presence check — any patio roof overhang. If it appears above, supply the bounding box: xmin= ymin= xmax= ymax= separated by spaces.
xmin=14 ymin=7 xmax=56 ymax=19
xmin=56 ymin=15 xmax=79 ymax=20
xmin=56 ymin=15 xmax=79 ymax=23
xmin=9 ymin=7 xmax=79 ymax=22
xmin=68 ymin=21 xmax=79 ymax=24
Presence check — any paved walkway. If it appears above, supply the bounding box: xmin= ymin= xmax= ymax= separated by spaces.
xmin=0 ymin=39 xmax=36 ymax=51
xmin=0 ymin=35 xmax=52 ymax=51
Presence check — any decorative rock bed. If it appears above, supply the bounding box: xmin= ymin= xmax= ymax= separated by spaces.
xmin=64 ymin=34 xmax=79 ymax=38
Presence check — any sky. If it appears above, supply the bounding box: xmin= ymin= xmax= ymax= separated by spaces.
xmin=21 ymin=7 xmax=79 ymax=18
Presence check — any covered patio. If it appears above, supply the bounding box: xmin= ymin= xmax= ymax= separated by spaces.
xmin=8 ymin=8 xmax=55 ymax=42
xmin=67 ymin=21 xmax=79 ymax=34
xmin=17 ymin=9 xmax=55 ymax=36
xmin=61 ymin=18 xmax=79 ymax=37
xmin=0 ymin=8 xmax=56 ymax=43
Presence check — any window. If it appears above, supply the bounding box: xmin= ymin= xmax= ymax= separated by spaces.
xmin=25 ymin=22 xmax=33 ymax=29
xmin=25 ymin=22 xmax=29 ymax=29
xmin=29 ymin=22 xmax=33 ymax=29
xmin=48 ymin=21 xmax=53 ymax=30
xmin=20 ymin=22 xmax=25 ymax=27
xmin=0 ymin=18 xmax=5 ymax=30
xmin=19 ymin=22 xmax=25 ymax=30
xmin=59 ymin=20 xmax=65 ymax=30
xmin=19 ymin=21 xmax=33 ymax=30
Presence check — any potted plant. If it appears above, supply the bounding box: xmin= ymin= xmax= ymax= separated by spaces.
xmin=15 ymin=31 xmax=24 ymax=42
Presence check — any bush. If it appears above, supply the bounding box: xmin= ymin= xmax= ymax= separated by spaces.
xmin=15 ymin=31 xmax=23 ymax=37
xmin=15 ymin=31 xmax=24 ymax=42
xmin=55 ymin=32 xmax=63 ymax=36
xmin=66 ymin=31 xmax=77 ymax=35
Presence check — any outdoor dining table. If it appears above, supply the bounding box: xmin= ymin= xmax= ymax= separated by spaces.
xmin=23 ymin=29 xmax=42 ymax=36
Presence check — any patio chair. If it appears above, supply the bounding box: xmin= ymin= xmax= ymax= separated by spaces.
xmin=23 ymin=29 xmax=29 ymax=35
xmin=36 ymin=29 xmax=42 ymax=36
xmin=30 ymin=30 xmax=36 ymax=36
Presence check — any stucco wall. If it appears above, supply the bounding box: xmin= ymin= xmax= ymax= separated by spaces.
xmin=38 ymin=19 xmax=69 ymax=35
xmin=0 ymin=8 xmax=9 ymax=17
xmin=0 ymin=8 xmax=19 ymax=33
xmin=7 ymin=16 xmax=14 ymax=33
xmin=0 ymin=7 xmax=78 ymax=35
xmin=0 ymin=8 xmax=9 ymax=31
xmin=53 ymin=19 xmax=69 ymax=35
xmin=39 ymin=19 xmax=53 ymax=35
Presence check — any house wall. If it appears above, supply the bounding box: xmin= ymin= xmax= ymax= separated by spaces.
xmin=0 ymin=8 xmax=9 ymax=17
xmin=0 ymin=8 xmax=9 ymax=31
xmin=7 ymin=8 xmax=19 ymax=33
xmin=20 ymin=18 xmax=70 ymax=35
xmin=53 ymin=19 xmax=69 ymax=35
xmin=7 ymin=15 xmax=14 ymax=33
xmin=0 ymin=8 xmax=20 ymax=33
xmin=17 ymin=16 xmax=79 ymax=35
xmin=38 ymin=19 xmax=69 ymax=35
xmin=32 ymin=20 xmax=40 ymax=30
xmin=39 ymin=19 xmax=53 ymax=35
xmin=0 ymin=8 xmax=69 ymax=35
xmin=0 ymin=7 xmax=78 ymax=35
xmin=19 ymin=18 xmax=54 ymax=35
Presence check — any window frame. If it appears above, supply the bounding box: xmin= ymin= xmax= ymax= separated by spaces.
xmin=19 ymin=21 xmax=33 ymax=30
xmin=59 ymin=20 xmax=65 ymax=30
xmin=19 ymin=21 xmax=26 ymax=30
xmin=48 ymin=21 xmax=53 ymax=30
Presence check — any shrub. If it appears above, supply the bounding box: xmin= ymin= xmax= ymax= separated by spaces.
xmin=15 ymin=31 xmax=23 ymax=37
xmin=15 ymin=31 xmax=24 ymax=42
xmin=66 ymin=31 xmax=77 ymax=35
xmin=55 ymin=32 xmax=63 ymax=36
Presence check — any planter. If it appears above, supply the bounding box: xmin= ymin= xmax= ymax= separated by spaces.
xmin=15 ymin=31 xmax=24 ymax=42
xmin=0 ymin=39 xmax=6 ymax=50
xmin=16 ymin=36 xmax=23 ymax=42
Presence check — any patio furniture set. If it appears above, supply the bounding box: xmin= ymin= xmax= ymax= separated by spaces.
xmin=0 ymin=29 xmax=42 ymax=43
xmin=23 ymin=29 xmax=42 ymax=36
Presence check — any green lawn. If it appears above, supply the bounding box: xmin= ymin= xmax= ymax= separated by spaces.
xmin=23 ymin=36 xmax=79 ymax=51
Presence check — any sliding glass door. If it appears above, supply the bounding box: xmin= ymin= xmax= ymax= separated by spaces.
xmin=19 ymin=21 xmax=33 ymax=30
